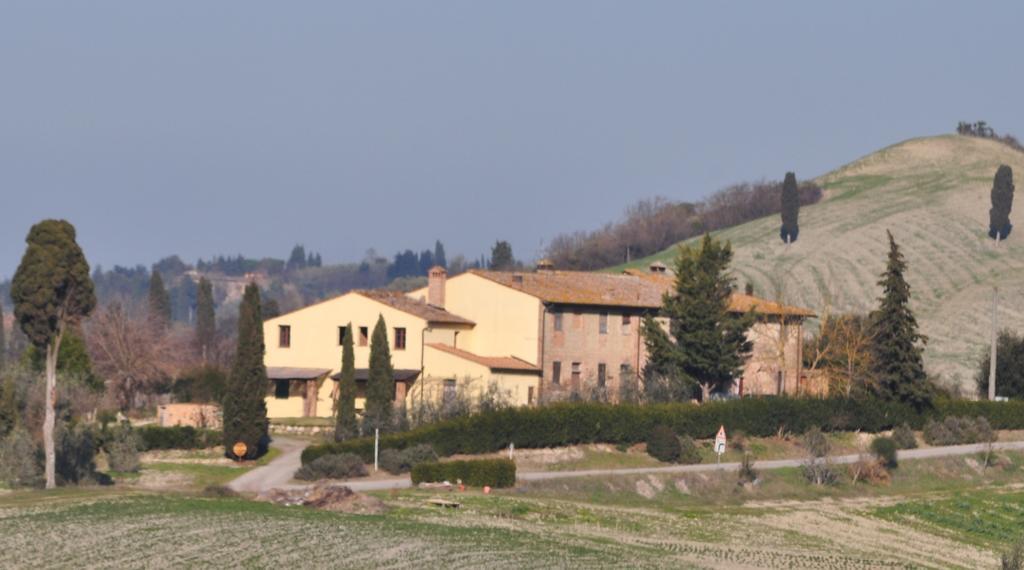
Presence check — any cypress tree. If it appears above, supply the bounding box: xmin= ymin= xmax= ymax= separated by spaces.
xmin=989 ymin=165 xmax=1015 ymax=241
xmin=780 ymin=172 xmax=800 ymax=244
xmin=334 ymin=323 xmax=358 ymax=441
xmin=194 ymin=277 xmax=215 ymax=362
xmin=222 ymin=283 xmax=269 ymax=460
xmin=0 ymin=303 xmax=6 ymax=370
xmin=364 ymin=314 xmax=394 ymax=432
xmin=490 ymin=241 xmax=515 ymax=270
xmin=434 ymin=240 xmax=447 ymax=269
xmin=868 ymin=231 xmax=930 ymax=408
xmin=642 ymin=234 xmax=753 ymax=401
xmin=148 ymin=270 xmax=172 ymax=325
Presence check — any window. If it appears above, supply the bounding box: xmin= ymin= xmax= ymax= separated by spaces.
xmin=338 ymin=326 xmax=348 ymax=346
xmin=597 ymin=363 xmax=607 ymax=387
xmin=571 ymin=362 xmax=581 ymax=383
xmin=552 ymin=361 xmax=562 ymax=385
xmin=394 ymin=327 xmax=407 ymax=350
xmin=528 ymin=386 xmax=535 ymax=405
xmin=553 ymin=311 xmax=563 ymax=332
xmin=599 ymin=312 xmax=608 ymax=334
xmin=443 ymin=379 xmax=457 ymax=403
xmin=621 ymin=315 xmax=632 ymax=335
xmin=359 ymin=326 xmax=369 ymax=347
xmin=278 ymin=325 xmax=291 ymax=348
xmin=620 ymin=363 xmax=632 ymax=379
xmin=274 ymin=380 xmax=290 ymax=399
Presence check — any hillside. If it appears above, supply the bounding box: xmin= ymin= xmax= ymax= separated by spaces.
xmin=625 ymin=134 xmax=1024 ymax=389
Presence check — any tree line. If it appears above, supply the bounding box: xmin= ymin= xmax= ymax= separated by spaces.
xmin=546 ymin=178 xmax=822 ymax=270
xmin=956 ymin=120 xmax=1024 ymax=153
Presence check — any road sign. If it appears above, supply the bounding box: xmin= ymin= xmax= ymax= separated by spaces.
xmin=714 ymin=426 xmax=727 ymax=457
xmin=232 ymin=441 xmax=248 ymax=459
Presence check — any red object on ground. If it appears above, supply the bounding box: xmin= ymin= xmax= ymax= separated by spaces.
xmin=483 ymin=486 xmax=491 ymax=494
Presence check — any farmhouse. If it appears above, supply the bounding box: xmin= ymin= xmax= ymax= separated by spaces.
xmin=261 ymin=264 xmax=814 ymax=418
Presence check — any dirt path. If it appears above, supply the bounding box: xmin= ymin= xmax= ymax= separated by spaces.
xmin=251 ymin=439 xmax=1024 ymax=493
xmin=228 ymin=437 xmax=308 ymax=493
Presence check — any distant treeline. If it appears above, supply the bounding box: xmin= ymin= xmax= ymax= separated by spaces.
xmin=545 ymin=179 xmax=823 ymax=270
xmin=956 ymin=121 xmax=1024 ymax=153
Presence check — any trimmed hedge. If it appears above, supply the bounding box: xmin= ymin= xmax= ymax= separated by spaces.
xmin=302 ymin=398 xmax=1024 ymax=465
xmin=411 ymin=459 xmax=516 ymax=488
xmin=136 ymin=425 xmax=222 ymax=451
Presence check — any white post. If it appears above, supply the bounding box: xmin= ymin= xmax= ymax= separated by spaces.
xmin=509 ymin=442 xmax=514 ymax=460
xmin=374 ymin=428 xmax=380 ymax=472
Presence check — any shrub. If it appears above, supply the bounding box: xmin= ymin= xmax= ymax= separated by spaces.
xmin=301 ymin=398 xmax=1024 ymax=465
xmin=105 ymin=425 xmax=141 ymax=473
xmin=677 ymin=435 xmax=702 ymax=465
xmin=870 ymin=436 xmax=898 ymax=469
xmin=972 ymin=416 xmax=997 ymax=444
xmin=378 ymin=444 xmax=438 ymax=475
xmin=891 ymin=423 xmax=917 ymax=449
xmin=294 ymin=453 xmax=368 ymax=481
xmin=737 ymin=453 xmax=757 ymax=484
xmin=923 ymin=419 xmax=954 ymax=446
xmin=802 ymin=462 xmax=839 ymax=486
xmin=411 ymin=459 xmax=516 ymax=488
xmin=55 ymin=423 xmax=99 ymax=485
xmin=136 ymin=425 xmax=221 ymax=451
xmin=646 ymin=425 xmax=681 ymax=463
xmin=0 ymin=427 xmax=42 ymax=488
xmin=923 ymin=416 xmax=998 ymax=446
xmin=1004 ymin=537 xmax=1024 ymax=570
xmin=802 ymin=426 xmax=830 ymax=459
xmin=848 ymin=457 xmax=890 ymax=485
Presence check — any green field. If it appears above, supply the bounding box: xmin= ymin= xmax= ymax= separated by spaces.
xmin=2 ymin=451 xmax=1022 ymax=568
xmin=621 ymin=134 xmax=1024 ymax=388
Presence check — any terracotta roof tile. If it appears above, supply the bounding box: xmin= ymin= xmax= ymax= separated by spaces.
xmin=357 ymin=290 xmax=475 ymax=325
xmin=426 ymin=343 xmax=540 ymax=373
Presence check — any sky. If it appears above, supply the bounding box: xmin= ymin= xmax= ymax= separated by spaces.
xmin=2 ymin=1 xmax=1023 ymax=278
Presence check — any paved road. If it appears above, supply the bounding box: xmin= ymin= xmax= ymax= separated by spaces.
xmin=228 ymin=437 xmax=308 ymax=493
xmin=232 ymin=438 xmax=1024 ymax=493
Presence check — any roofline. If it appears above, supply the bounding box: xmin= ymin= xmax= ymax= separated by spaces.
xmin=265 ymin=289 xmax=470 ymax=327
xmin=426 ymin=343 xmax=541 ymax=373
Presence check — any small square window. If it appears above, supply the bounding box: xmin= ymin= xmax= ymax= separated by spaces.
xmin=278 ymin=325 xmax=291 ymax=348
xmin=620 ymin=363 xmax=632 ymax=378
xmin=599 ymin=312 xmax=608 ymax=335
xmin=359 ymin=327 xmax=369 ymax=347
xmin=621 ymin=315 xmax=632 ymax=335
xmin=394 ymin=327 xmax=407 ymax=350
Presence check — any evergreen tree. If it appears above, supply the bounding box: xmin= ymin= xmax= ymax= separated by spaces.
xmin=0 ymin=375 xmax=16 ymax=438
xmin=868 ymin=231 xmax=930 ymax=408
xmin=11 ymin=219 xmax=96 ymax=488
xmin=148 ymin=270 xmax=172 ymax=325
xmin=490 ymin=240 xmax=515 ymax=270
xmin=989 ymin=164 xmax=1015 ymax=241
xmin=434 ymin=240 xmax=447 ymax=269
xmin=194 ymin=277 xmax=215 ymax=362
xmin=780 ymin=171 xmax=800 ymax=244
xmin=364 ymin=314 xmax=394 ymax=432
xmin=642 ymin=234 xmax=753 ymax=401
xmin=335 ymin=323 xmax=358 ymax=441
xmin=222 ymin=284 xmax=269 ymax=459
xmin=287 ymin=245 xmax=307 ymax=270
xmin=0 ymin=303 xmax=6 ymax=370
xmin=262 ymin=298 xmax=281 ymax=320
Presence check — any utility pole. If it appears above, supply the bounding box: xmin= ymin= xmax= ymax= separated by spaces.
xmin=989 ymin=286 xmax=998 ymax=400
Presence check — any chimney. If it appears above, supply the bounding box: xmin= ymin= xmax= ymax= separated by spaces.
xmin=428 ymin=265 xmax=447 ymax=308
xmin=649 ymin=261 xmax=668 ymax=274
xmin=536 ymin=259 xmax=555 ymax=272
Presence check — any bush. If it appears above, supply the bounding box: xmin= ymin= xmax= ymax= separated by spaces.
xmin=870 ymin=436 xmax=898 ymax=469
xmin=136 ymin=425 xmax=221 ymax=451
xmin=891 ymin=423 xmax=917 ymax=449
xmin=848 ymin=457 xmax=890 ymax=485
xmin=923 ymin=416 xmax=998 ymax=446
xmin=301 ymin=398 xmax=1024 ymax=465
xmin=295 ymin=453 xmax=368 ymax=481
xmin=802 ymin=462 xmax=839 ymax=486
xmin=0 ymin=427 xmax=42 ymax=488
xmin=646 ymin=425 xmax=681 ymax=463
xmin=678 ymin=435 xmax=702 ymax=465
xmin=737 ymin=453 xmax=757 ymax=484
xmin=411 ymin=459 xmax=516 ymax=488
xmin=802 ymin=426 xmax=830 ymax=458
xmin=379 ymin=444 xmax=438 ymax=475
xmin=55 ymin=423 xmax=99 ymax=485
xmin=104 ymin=425 xmax=141 ymax=473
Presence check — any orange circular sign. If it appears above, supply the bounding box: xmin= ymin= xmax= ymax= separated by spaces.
xmin=232 ymin=441 xmax=248 ymax=458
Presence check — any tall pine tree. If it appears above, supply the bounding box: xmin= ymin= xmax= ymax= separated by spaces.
xmin=334 ymin=323 xmax=358 ymax=441
xmin=490 ymin=241 xmax=515 ymax=270
xmin=868 ymin=231 xmax=930 ymax=408
xmin=989 ymin=164 xmax=1015 ymax=241
xmin=364 ymin=314 xmax=394 ymax=432
xmin=434 ymin=240 xmax=447 ymax=269
xmin=148 ymin=270 xmax=172 ymax=325
xmin=222 ymin=283 xmax=269 ymax=459
xmin=643 ymin=235 xmax=753 ymax=401
xmin=194 ymin=277 xmax=215 ymax=362
xmin=780 ymin=172 xmax=800 ymax=244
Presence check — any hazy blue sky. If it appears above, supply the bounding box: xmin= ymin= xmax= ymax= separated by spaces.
xmin=2 ymin=2 xmax=1022 ymax=277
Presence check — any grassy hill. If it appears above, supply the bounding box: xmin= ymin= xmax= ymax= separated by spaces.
xmin=623 ymin=134 xmax=1024 ymax=389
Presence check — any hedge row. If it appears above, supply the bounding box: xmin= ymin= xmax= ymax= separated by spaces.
xmin=411 ymin=459 xmax=516 ymax=488
xmin=136 ymin=425 xmax=222 ymax=451
xmin=302 ymin=398 xmax=1024 ymax=465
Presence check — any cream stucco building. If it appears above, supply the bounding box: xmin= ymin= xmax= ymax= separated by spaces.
xmin=261 ymin=264 xmax=815 ymax=419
